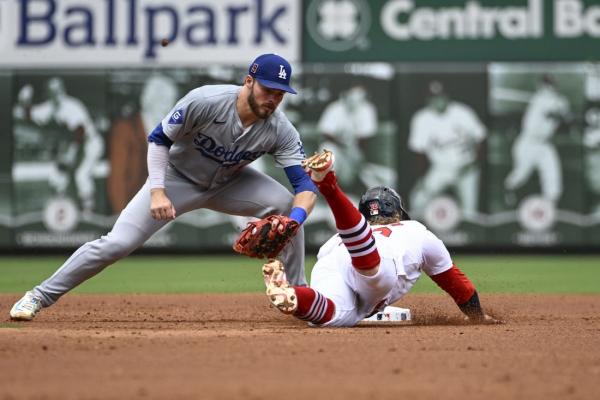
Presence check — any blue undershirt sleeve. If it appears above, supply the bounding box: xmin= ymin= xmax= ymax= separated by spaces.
xmin=284 ymin=165 xmax=317 ymax=194
xmin=147 ymin=123 xmax=174 ymax=148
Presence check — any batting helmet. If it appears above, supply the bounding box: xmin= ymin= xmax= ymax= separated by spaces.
xmin=359 ymin=186 xmax=411 ymax=221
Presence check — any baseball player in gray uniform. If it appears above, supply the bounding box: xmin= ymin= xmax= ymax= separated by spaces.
xmin=10 ymin=53 xmax=317 ymax=321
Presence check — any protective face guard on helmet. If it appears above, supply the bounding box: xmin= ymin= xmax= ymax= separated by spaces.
xmin=359 ymin=186 xmax=411 ymax=221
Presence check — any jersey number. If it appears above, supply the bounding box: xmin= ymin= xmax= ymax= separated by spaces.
xmin=373 ymin=223 xmax=403 ymax=238
xmin=373 ymin=227 xmax=392 ymax=237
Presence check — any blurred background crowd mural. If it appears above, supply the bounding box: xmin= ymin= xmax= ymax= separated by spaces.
xmin=0 ymin=0 xmax=599 ymax=251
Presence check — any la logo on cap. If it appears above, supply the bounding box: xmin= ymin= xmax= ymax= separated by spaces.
xmin=248 ymin=53 xmax=297 ymax=94
xmin=278 ymin=65 xmax=287 ymax=80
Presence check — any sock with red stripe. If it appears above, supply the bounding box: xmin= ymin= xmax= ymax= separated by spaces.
xmin=292 ymin=286 xmax=335 ymax=325
xmin=315 ymin=172 xmax=380 ymax=270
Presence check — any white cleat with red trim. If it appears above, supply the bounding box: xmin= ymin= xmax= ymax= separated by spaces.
xmin=302 ymin=150 xmax=335 ymax=183
xmin=262 ymin=259 xmax=297 ymax=314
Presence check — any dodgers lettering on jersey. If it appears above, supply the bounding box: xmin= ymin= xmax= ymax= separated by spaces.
xmin=193 ymin=133 xmax=267 ymax=167
xmin=158 ymin=85 xmax=305 ymax=188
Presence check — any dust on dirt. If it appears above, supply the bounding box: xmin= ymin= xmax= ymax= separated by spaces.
xmin=1 ymin=293 xmax=599 ymax=400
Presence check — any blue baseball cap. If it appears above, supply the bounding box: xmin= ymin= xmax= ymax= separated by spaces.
xmin=248 ymin=53 xmax=297 ymax=94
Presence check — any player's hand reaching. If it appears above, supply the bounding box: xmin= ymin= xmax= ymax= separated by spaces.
xmin=150 ymin=188 xmax=176 ymax=220
xmin=464 ymin=313 xmax=504 ymax=325
xmin=233 ymin=215 xmax=299 ymax=259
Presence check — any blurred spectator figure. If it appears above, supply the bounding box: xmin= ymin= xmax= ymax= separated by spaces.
xmin=504 ymin=75 xmax=571 ymax=205
xmin=107 ymin=74 xmax=178 ymax=213
xmin=408 ymin=80 xmax=487 ymax=218
xmin=583 ymin=64 xmax=600 ymax=213
xmin=317 ymin=84 xmax=395 ymax=189
xmin=14 ymin=77 xmax=104 ymax=213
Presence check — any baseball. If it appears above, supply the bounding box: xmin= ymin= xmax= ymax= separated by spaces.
xmin=161 ymin=38 xmax=170 ymax=47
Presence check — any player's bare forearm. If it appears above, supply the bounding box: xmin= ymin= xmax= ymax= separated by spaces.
xmin=150 ymin=188 xmax=176 ymax=220
xmin=292 ymin=191 xmax=317 ymax=214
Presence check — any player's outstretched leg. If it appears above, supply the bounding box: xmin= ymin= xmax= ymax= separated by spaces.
xmin=262 ymin=259 xmax=297 ymax=314
xmin=262 ymin=259 xmax=335 ymax=325
xmin=303 ymin=150 xmax=380 ymax=272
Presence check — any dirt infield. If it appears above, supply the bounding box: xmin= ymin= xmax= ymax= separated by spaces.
xmin=1 ymin=293 xmax=599 ymax=400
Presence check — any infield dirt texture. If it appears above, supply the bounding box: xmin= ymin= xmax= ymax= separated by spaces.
xmin=1 ymin=293 xmax=599 ymax=400
xmin=1 ymin=256 xmax=599 ymax=399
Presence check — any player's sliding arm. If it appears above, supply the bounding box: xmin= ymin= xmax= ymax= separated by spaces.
xmin=429 ymin=265 xmax=490 ymax=322
xmin=421 ymin=231 xmax=499 ymax=324
xmin=147 ymin=126 xmax=176 ymax=220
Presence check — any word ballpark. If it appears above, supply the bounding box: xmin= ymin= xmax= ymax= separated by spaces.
xmin=15 ymin=0 xmax=290 ymax=58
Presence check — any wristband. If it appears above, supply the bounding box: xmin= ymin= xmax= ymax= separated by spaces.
xmin=289 ymin=207 xmax=307 ymax=224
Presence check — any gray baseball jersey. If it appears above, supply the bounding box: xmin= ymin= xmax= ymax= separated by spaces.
xmin=163 ymin=84 xmax=304 ymax=188
xmin=32 ymin=84 xmax=309 ymax=307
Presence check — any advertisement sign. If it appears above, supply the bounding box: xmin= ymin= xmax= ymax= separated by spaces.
xmin=582 ymin=63 xmax=600 ymax=245
xmin=3 ymin=63 xmax=600 ymax=250
xmin=392 ymin=66 xmax=489 ymax=246
xmin=304 ymin=0 xmax=600 ymax=62
xmin=11 ymin=72 xmax=111 ymax=247
xmin=9 ymin=67 xmax=258 ymax=250
xmin=0 ymin=0 xmax=300 ymax=67
xmin=297 ymin=63 xmax=398 ymax=246
xmin=487 ymin=63 xmax=586 ymax=246
xmin=0 ymin=73 xmax=13 ymax=247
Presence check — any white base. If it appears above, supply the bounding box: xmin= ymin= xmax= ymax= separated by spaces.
xmin=361 ymin=306 xmax=411 ymax=322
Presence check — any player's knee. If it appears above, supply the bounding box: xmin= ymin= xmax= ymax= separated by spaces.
xmin=262 ymin=193 xmax=294 ymax=216
xmin=354 ymin=263 xmax=396 ymax=294
xmin=90 ymin=235 xmax=135 ymax=262
xmin=354 ymin=265 xmax=379 ymax=277
xmin=104 ymin=242 xmax=133 ymax=261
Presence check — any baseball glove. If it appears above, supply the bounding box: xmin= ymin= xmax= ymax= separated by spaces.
xmin=233 ymin=215 xmax=299 ymax=259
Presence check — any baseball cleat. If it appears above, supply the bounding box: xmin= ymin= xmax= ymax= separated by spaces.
xmin=10 ymin=291 xmax=43 ymax=321
xmin=302 ymin=150 xmax=335 ymax=183
xmin=262 ymin=259 xmax=297 ymax=314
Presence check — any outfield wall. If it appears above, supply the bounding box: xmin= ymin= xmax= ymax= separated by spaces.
xmin=0 ymin=0 xmax=599 ymax=251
